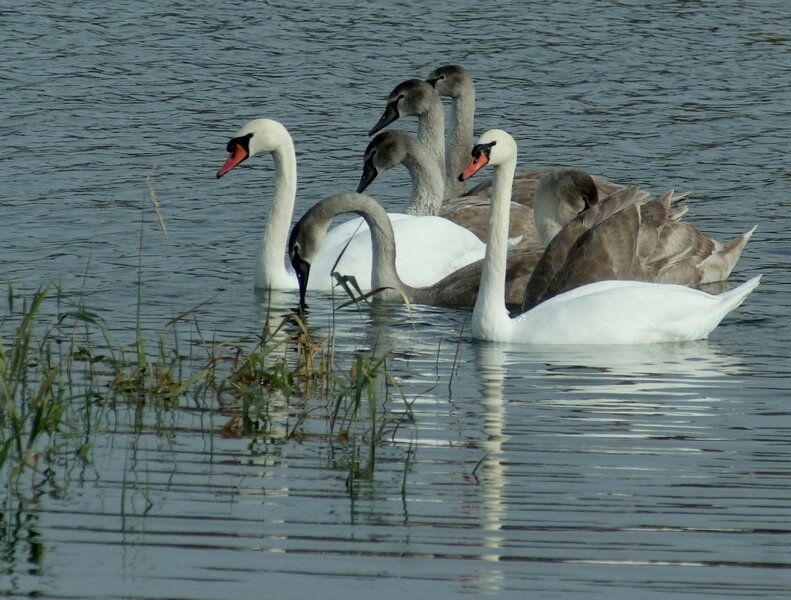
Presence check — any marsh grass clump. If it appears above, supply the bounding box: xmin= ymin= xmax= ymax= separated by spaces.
xmin=1 ymin=273 xmax=419 ymax=503
xmin=207 ymin=310 xmax=339 ymax=439
xmin=0 ymin=283 xmax=109 ymax=495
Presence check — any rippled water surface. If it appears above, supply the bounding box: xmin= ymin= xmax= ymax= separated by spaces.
xmin=2 ymin=1 xmax=790 ymax=598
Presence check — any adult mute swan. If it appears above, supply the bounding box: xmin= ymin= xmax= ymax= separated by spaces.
xmin=457 ymin=128 xmax=756 ymax=308
xmin=458 ymin=129 xmax=760 ymax=345
xmin=357 ymin=129 xmax=539 ymax=246
xmin=288 ymin=192 xmax=543 ymax=308
xmin=215 ymin=118 xmax=486 ymax=291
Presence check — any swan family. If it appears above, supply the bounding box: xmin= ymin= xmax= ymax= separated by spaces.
xmin=215 ymin=65 xmax=759 ymax=345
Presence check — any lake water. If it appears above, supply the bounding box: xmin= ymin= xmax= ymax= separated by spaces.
xmin=2 ymin=1 xmax=790 ymax=598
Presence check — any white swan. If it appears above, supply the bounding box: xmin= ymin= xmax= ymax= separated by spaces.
xmin=215 ymin=118 xmax=487 ymax=291
xmin=458 ymin=129 xmax=760 ymax=345
xmin=458 ymin=128 xmax=756 ymax=308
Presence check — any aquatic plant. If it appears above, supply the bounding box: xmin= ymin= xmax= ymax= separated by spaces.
xmin=0 ymin=283 xmax=108 ymax=495
xmin=330 ymin=352 xmax=415 ymax=492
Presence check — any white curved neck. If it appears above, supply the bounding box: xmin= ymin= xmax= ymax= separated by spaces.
xmin=403 ymin=140 xmax=444 ymax=216
xmin=471 ymin=156 xmax=516 ymax=339
xmin=446 ymin=91 xmax=475 ymax=197
xmin=416 ymin=102 xmax=446 ymax=196
xmin=255 ymin=141 xmax=297 ymax=289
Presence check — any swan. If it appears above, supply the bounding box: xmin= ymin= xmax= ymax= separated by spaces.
xmin=460 ymin=130 xmax=756 ymax=309
xmin=522 ymin=168 xmax=757 ymax=309
xmin=370 ymin=73 xmax=623 ymax=204
xmin=426 ymin=64 xmax=475 ymax=198
xmin=357 ymin=129 xmax=540 ymax=246
xmin=458 ymin=129 xmax=760 ymax=344
xmin=369 ymin=78 xmax=446 ymax=184
xmin=215 ymin=118 xmax=487 ymax=292
xmin=288 ymin=192 xmax=543 ymax=308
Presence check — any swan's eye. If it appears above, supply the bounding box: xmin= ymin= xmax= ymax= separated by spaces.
xmin=471 ymin=140 xmax=496 ymax=161
xmin=226 ymin=132 xmax=253 ymax=153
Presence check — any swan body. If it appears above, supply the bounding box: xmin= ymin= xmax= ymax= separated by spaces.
xmin=478 ymin=276 xmax=761 ymax=345
xmin=216 ymin=118 xmax=486 ymax=292
xmin=525 ymin=170 xmax=756 ymax=309
xmin=459 ymin=129 xmax=760 ymax=345
xmin=456 ymin=126 xmax=756 ymax=308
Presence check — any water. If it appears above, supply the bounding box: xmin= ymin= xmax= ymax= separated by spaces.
xmin=2 ymin=1 xmax=790 ymax=598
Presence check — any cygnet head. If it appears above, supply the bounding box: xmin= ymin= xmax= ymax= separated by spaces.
xmin=458 ymin=129 xmax=517 ymax=182
xmin=537 ymin=168 xmax=599 ymax=215
xmin=216 ymin=118 xmax=291 ymax=178
xmin=368 ymin=79 xmax=440 ymax=136
xmin=287 ymin=212 xmax=325 ymax=307
xmin=426 ymin=64 xmax=473 ymax=98
xmin=357 ymin=130 xmax=411 ymax=193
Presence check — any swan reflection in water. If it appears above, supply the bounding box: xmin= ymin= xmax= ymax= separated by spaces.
xmin=451 ymin=338 xmax=749 ymax=593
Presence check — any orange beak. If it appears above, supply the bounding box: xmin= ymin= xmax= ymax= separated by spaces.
xmin=458 ymin=152 xmax=489 ymax=182
xmin=216 ymin=143 xmax=249 ymax=178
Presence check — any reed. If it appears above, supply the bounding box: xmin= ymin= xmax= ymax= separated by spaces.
xmin=329 ymin=352 xmax=415 ymax=491
xmin=0 ymin=283 xmax=109 ymax=495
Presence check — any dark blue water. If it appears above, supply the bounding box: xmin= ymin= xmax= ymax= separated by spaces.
xmin=1 ymin=1 xmax=790 ymax=598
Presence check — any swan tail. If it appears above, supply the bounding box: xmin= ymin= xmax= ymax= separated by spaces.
xmin=698 ymin=225 xmax=757 ymax=283
xmin=656 ymin=189 xmax=690 ymax=221
xmin=715 ymin=274 xmax=762 ymax=314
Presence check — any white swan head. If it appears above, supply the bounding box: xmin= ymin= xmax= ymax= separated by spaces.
xmin=426 ymin=64 xmax=473 ymax=98
xmin=216 ymin=118 xmax=292 ymax=178
xmin=458 ymin=129 xmax=517 ymax=182
xmin=368 ymin=79 xmax=440 ymax=136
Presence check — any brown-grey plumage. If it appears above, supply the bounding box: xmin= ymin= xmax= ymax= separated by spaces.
xmin=358 ymin=130 xmax=540 ymax=247
xmin=289 ymin=192 xmax=541 ymax=308
xmin=369 ymin=79 xmax=446 ymax=181
xmin=375 ymin=72 xmax=624 ymax=208
xmin=521 ymin=171 xmax=757 ymax=310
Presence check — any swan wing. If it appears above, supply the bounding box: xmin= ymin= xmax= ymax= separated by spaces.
xmin=308 ymin=214 xmax=485 ymax=291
